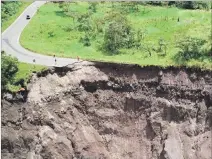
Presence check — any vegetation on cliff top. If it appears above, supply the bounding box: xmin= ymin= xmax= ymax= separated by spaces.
xmin=20 ymin=2 xmax=211 ymax=69
xmin=1 ymin=52 xmax=46 ymax=93
xmin=1 ymin=2 xmax=32 ymax=32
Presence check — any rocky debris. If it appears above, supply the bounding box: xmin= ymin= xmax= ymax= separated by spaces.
xmin=2 ymin=92 xmax=26 ymax=103
xmin=1 ymin=62 xmax=212 ymax=159
xmin=3 ymin=93 xmax=13 ymax=102
xmin=163 ymin=124 xmax=184 ymax=159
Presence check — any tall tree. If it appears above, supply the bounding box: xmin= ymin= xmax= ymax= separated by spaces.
xmin=103 ymin=12 xmax=135 ymax=53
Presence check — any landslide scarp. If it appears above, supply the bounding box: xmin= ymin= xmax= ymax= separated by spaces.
xmin=1 ymin=61 xmax=212 ymax=159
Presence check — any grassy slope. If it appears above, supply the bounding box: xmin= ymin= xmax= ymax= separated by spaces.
xmin=2 ymin=2 xmax=32 ymax=32
xmin=20 ymin=2 xmax=211 ymax=69
xmin=8 ymin=63 xmax=46 ymax=92
xmin=15 ymin=62 xmax=46 ymax=81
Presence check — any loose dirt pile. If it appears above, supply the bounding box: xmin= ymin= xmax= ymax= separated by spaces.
xmin=1 ymin=61 xmax=212 ymax=159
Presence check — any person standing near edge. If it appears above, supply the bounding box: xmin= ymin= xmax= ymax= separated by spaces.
xmin=55 ymin=58 xmax=57 ymax=65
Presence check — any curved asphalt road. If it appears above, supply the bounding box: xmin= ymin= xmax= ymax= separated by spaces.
xmin=2 ymin=1 xmax=78 ymax=67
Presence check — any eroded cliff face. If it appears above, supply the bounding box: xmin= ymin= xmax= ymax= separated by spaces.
xmin=1 ymin=61 xmax=212 ymax=159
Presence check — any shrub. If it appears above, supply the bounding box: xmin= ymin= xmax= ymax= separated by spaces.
xmin=1 ymin=51 xmax=19 ymax=91
xmin=102 ymin=12 xmax=137 ymax=53
xmin=176 ymin=37 xmax=207 ymax=61
xmin=79 ymin=34 xmax=91 ymax=46
xmin=1 ymin=2 xmax=23 ymax=22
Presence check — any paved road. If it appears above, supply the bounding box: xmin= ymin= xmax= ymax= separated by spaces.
xmin=2 ymin=1 xmax=78 ymax=67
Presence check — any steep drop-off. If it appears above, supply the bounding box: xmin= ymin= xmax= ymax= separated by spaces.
xmin=2 ymin=61 xmax=212 ymax=159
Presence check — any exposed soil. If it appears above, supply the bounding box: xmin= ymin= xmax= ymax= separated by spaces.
xmin=1 ymin=61 xmax=212 ymax=159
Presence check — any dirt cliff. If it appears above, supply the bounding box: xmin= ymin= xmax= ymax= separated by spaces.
xmin=1 ymin=61 xmax=212 ymax=159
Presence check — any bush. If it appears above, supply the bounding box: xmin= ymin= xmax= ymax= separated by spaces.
xmin=1 ymin=51 xmax=19 ymax=91
xmin=176 ymin=37 xmax=207 ymax=61
xmin=79 ymin=34 xmax=91 ymax=46
xmin=146 ymin=1 xmax=211 ymax=10
xmin=102 ymin=12 xmax=137 ymax=53
xmin=119 ymin=2 xmax=140 ymax=13
xmin=1 ymin=2 xmax=22 ymax=22
xmin=176 ymin=1 xmax=211 ymax=10
xmin=77 ymin=12 xmax=93 ymax=32
xmin=88 ymin=2 xmax=98 ymax=13
xmin=48 ymin=31 xmax=55 ymax=38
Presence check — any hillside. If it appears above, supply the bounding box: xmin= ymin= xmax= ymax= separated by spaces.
xmin=20 ymin=2 xmax=212 ymax=69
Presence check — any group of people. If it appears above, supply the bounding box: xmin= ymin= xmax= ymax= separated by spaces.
xmin=32 ymin=54 xmax=81 ymax=65
xmin=32 ymin=54 xmax=57 ymax=65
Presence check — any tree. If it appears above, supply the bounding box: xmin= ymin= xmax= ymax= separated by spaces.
xmin=1 ymin=51 xmax=19 ymax=91
xmin=1 ymin=2 xmax=22 ymax=22
xmin=77 ymin=12 xmax=93 ymax=32
xmin=102 ymin=12 xmax=135 ymax=53
xmin=143 ymin=42 xmax=154 ymax=57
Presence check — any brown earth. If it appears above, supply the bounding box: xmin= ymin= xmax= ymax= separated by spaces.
xmin=1 ymin=61 xmax=212 ymax=159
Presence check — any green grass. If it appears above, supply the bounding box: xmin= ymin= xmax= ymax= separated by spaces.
xmin=8 ymin=62 xmax=46 ymax=92
xmin=20 ymin=2 xmax=212 ymax=69
xmin=15 ymin=62 xmax=46 ymax=81
xmin=2 ymin=2 xmax=32 ymax=32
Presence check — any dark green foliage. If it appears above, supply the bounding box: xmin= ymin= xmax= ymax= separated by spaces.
xmin=147 ymin=1 xmax=168 ymax=6
xmin=102 ymin=12 xmax=136 ymax=53
xmin=119 ymin=2 xmax=140 ymax=13
xmin=76 ymin=12 xmax=94 ymax=46
xmin=1 ymin=51 xmax=19 ymax=91
xmin=77 ymin=12 xmax=93 ymax=32
xmin=48 ymin=31 xmax=55 ymax=38
xmin=14 ymin=79 xmax=25 ymax=87
xmin=88 ymin=2 xmax=98 ymax=13
xmin=59 ymin=2 xmax=79 ymax=23
xmin=58 ymin=2 xmax=69 ymax=12
xmin=59 ymin=3 xmax=145 ymax=53
xmin=60 ymin=3 xmax=95 ymax=46
xmin=93 ymin=17 xmax=104 ymax=33
xmin=102 ymin=12 xmax=143 ymax=54
xmin=57 ymin=1 xmax=211 ymax=62
xmin=175 ymin=1 xmax=211 ymax=10
xmin=142 ymin=42 xmax=154 ymax=57
xmin=172 ymin=36 xmax=211 ymax=67
xmin=80 ymin=34 xmax=91 ymax=46
xmin=175 ymin=37 xmax=207 ymax=61
xmin=109 ymin=2 xmax=140 ymax=14
xmin=147 ymin=1 xmax=211 ymax=10
xmin=1 ymin=2 xmax=22 ymax=22
xmin=157 ymin=38 xmax=167 ymax=55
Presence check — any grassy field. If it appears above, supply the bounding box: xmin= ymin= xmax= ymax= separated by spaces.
xmin=20 ymin=2 xmax=211 ymax=69
xmin=8 ymin=62 xmax=46 ymax=92
xmin=2 ymin=2 xmax=31 ymax=32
